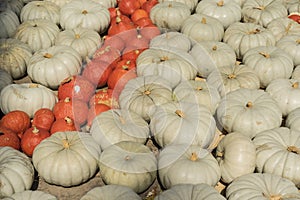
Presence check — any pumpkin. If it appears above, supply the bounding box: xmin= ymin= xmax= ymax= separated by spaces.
xmin=0 ymin=8 xmax=20 ymax=39
xmin=215 ymin=132 xmax=256 ymax=184
xmin=0 ymin=110 xmax=30 ymax=139
xmin=86 ymin=103 xmax=111 ymax=128
xmin=131 ymin=9 xmax=149 ymax=24
xmin=150 ymin=1 xmax=191 ymax=32
xmin=223 ymin=22 xmax=276 ymax=59
xmin=118 ymin=75 xmax=173 ymax=121
xmin=107 ymin=16 xmax=136 ymax=37
xmin=276 ymin=34 xmax=300 ymax=66
xmin=0 ymin=69 xmax=13 ymax=93
xmin=189 ymin=41 xmax=236 ymax=78
xmin=266 ymin=17 xmax=300 ymax=41
xmin=242 ymin=46 xmax=294 ymax=88
xmin=14 ymin=19 xmax=60 ymax=53
xmin=0 ymin=83 xmax=58 ymax=118
xmin=242 ymin=0 xmax=287 ymax=27
xmin=226 ymin=173 xmax=300 ymax=200
xmin=60 ymin=0 xmax=110 ymax=34
xmin=253 ymin=127 xmax=300 ymax=187
xmin=1 ymin=0 xmax=24 ymax=16
xmin=8 ymin=190 xmax=57 ymax=200
xmin=206 ymin=64 xmax=261 ymax=97
xmin=50 ymin=117 xmax=76 ymax=134
xmin=89 ymin=88 xmax=119 ymax=108
xmin=196 ymin=0 xmax=241 ymax=29
xmin=43 ymin=0 xmax=71 ymax=8
xmin=0 ymin=127 xmax=20 ymax=150
xmin=118 ymin=0 xmax=141 ymax=16
xmin=286 ymin=107 xmax=300 ymax=132
xmin=181 ymin=13 xmax=224 ymax=43
xmin=158 ymin=144 xmax=221 ymax=189
xmin=266 ymin=78 xmax=300 ymax=116
xmin=32 ymin=131 xmax=101 ymax=187
xmin=27 ymin=45 xmax=82 ymax=90
xmin=31 ymin=108 xmax=55 ymax=131
xmin=154 ymin=183 xmax=226 ymax=200
xmin=216 ymin=88 xmax=283 ymax=139
xmin=55 ymin=27 xmax=102 ymax=62
xmin=99 ymin=141 xmax=157 ymax=193
xmin=20 ymin=1 xmax=60 ymax=25
xmin=287 ymin=1 xmax=300 ymax=13
xmin=150 ymin=101 xmax=217 ymax=148
xmin=89 ymin=109 xmax=149 ymax=150
xmin=292 ymin=65 xmax=300 ymax=80
xmin=149 ymin=31 xmax=192 ymax=52
xmin=0 ymin=146 xmax=34 ymax=198
xmin=173 ymin=78 xmax=221 ymax=114
xmin=0 ymin=38 xmax=32 ymax=79
xmin=80 ymin=185 xmax=141 ymax=200
xmin=136 ymin=46 xmax=198 ymax=88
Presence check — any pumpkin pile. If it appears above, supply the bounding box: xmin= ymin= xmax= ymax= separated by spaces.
xmin=1 ymin=0 xmax=300 ymax=199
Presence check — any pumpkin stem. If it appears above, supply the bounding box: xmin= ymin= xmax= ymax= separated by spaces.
xmin=227 ymin=74 xmax=236 ymax=79
xmin=44 ymin=53 xmax=53 ymax=58
xmin=195 ymin=77 xmax=206 ymax=82
xmin=125 ymin=155 xmax=131 ymax=160
xmin=160 ymin=56 xmax=169 ymax=62
xmin=254 ymin=5 xmax=265 ymax=10
xmin=75 ymin=34 xmax=81 ymax=39
xmin=296 ymin=39 xmax=300 ymax=44
xmin=64 ymin=97 xmax=71 ymax=103
xmin=246 ymin=101 xmax=253 ymax=108
xmin=201 ymin=17 xmax=207 ymax=24
xmin=167 ymin=3 xmax=173 ymax=8
xmin=287 ymin=146 xmax=300 ymax=154
xmin=82 ymin=10 xmax=88 ymax=15
xmin=259 ymin=52 xmax=270 ymax=58
xmin=212 ymin=45 xmax=218 ymax=51
xmin=64 ymin=117 xmax=73 ymax=124
xmin=269 ymin=194 xmax=282 ymax=200
xmin=248 ymin=29 xmax=260 ymax=34
xmin=292 ymin=82 xmax=299 ymax=88
xmin=116 ymin=16 xmax=122 ymax=23
xmin=32 ymin=126 xmax=39 ymax=134
xmin=217 ymin=0 xmax=224 ymax=6
xmin=216 ymin=151 xmax=223 ymax=158
xmin=28 ymin=84 xmax=39 ymax=88
xmin=196 ymin=86 xmax=203 ymax=91
xmin=62 ymin=139 xmax=70 ymax=149
xmin=190 ymin=152 xmax=198 ymax=161
xmin=144 ymin=90 xmax=151 ymax=95
xmin=175 ymin=110 xmax=184 ymax=118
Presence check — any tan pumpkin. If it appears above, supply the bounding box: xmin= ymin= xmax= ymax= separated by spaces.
xmin=0 ymin=8 xmax=20 ymax=39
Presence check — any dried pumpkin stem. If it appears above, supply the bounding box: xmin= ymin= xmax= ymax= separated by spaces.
xmin=64 ymin=97 xmax=71 ymax=103
xmin=287 ymin=146 xmax=300 ymax=154
xmin=144 ymin=90 xmax=151 ymax=95
xmin=44 ymin=53 xmax=53 ymax=58
xmin=201 ymin=17 xmax=207 ymax=24
xmin=196 ymin=86 xmax=203 ymax=91
xmin=246 ymin=101 xmax=253 ymax=108
xmin=190 ymin=152 xmax=198 ymax=161
xmin=296 ymin=39 xmax=300 ymax=44
xmin=217 ymin=0 xmax=224 ymax=6
xmin=32 ymin=126 xmax=39 ymax=134
xmin=212 ymin=45 xmax=218 ymax=51
xmin=292 ymin=82 xmax=299 ymax=88
xmin=254 ymin=6 xmax=265 ymax=10
xmin=216 ymin=151 xmax=223 ymax=158
xmin=248 ymin=29 xmax=260 ymax=34
xmin=29 ymin=84 xmax=39 ymax=88
xmin=228 ymin=74 xmax=236 ymax=79
xmin=82 ymin=10 xmax=88 ymax=14
xmin=269 ymin=194 xmax=282 ymax=200
xmin=259 ymin=52 xmax=270 ymax=58
xmin=175 ymin=110 xmax=184 ymax=118
xmin=125 ymin=155 xmax=131 ymax=160
xmin=64 ymin=117 xmax=73 ymax=124
xmin=62 ymin=139 xmax=70 ymax=149
xmin=75 ymin=34 xmax=81 ymax=39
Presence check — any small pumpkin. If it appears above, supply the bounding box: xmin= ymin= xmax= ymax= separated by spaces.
xmin=0 ymin=127 xmax=20 ymax=150
xmin=50 ymin=117 xmax=76 ymax=134
xmin=0 ymin=8 xmax=20 ymax=39
xmin=31 ymin=108 xmax=55 ymax=131
xmin=118 ymin=0 xmax=141 ymax=16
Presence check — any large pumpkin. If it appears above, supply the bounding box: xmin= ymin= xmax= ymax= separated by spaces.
xmin=32 ymin=131 xmax=101 ymax=187
xmin=0 ymin=8 xmax=20 ymax=39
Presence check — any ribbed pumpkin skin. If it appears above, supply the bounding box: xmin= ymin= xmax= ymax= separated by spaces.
xmin=286 ymin=107 xmax=300 ymax=132
xmin=276 ymin=34 xmax=300 ymax=66
xmin=9 ymin=190 xmax=58 ymax=200
xmin=80 ymin=185 xmax=141 ymax=200
xmin=0 ymin=147 xmax=35 ymax=198
xmin=0 ymin=8 xmax=20 ymax=39
xmin=154 ymin=183 xmax=226 ymax=200
xmin=0 ymin=69 xmax=13 ymax=93
xmin=32 ymin=131 xmax=101 ymax=187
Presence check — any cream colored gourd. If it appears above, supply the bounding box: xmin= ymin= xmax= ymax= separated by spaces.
xmin=0 ymin=147 xmax=34 ymax=198
xmin=0 ymin=69 xmax=13 ymax=94
xmin=55 ymin=28 xmax=102 ymax=62
xmin=181 ymin=13 xmax=224 ymax=42
xmin=223 ymin=22 xmax=276 ymax=59
xmin=80 ymin=185 xmax=141 ymax=200
xmin=0 ymin=83 xmax=57 ymax=118
xmin=32 ymin=131 xmax=101 ymax=187
xmin=286 ymin=107 xmax=300 ymax=132
xmin=189 ymin=41 xmax=236 ymax=78
xmin=206 ymin=64 xmax=260 ymax=97
xmin=150 ymin=101 xmax=217 ymax=148
xmin=27 ymin=45 xmax=82 ymax=89
xmin=266 ymin=78 xmax=300 ymax=116
xmin=242 ymin=46 xmax=294 ymax=88
xmin=276 ymin=34 xmax=300 ymax=66
xmin=60 ymin=0 xmax=110 ymax=34
xmin=154 ymin=184 xmax=226 ymax=200
xmin=14 ymin=19 xmax=60 ymax=53
xmin=216 ymin=132 xmax=256 ymax=184
xmin=158 ymin=144 xmax=221 ymax=189
xmin=158 ymin=0 xmax=198 ymax=12
xmin=89 ymin=109 xmax=150 ymax=150
xmin=253 ymin=127 xmax=300 ymax=187
xmin=216 ymin=88 xmax=282 ymax=139
xmin=226 ymin=173 xmax=300 ymax=200
xmin=1 ymin=0 xmax=24 ymax=16
xmin=0 ymin=38 xmax=32 ymax=79
xmin=150 ymin=1 xmax=191 ymax=31
xmin=8 ymin=190 xmax=57 ymax=200
xmin=136 ymin=46 xmax=198 ymax=88
xmin=196 ymin=0 xmax=241 ymax=29
xmin=0 ymin=8 xmax=20 ymax=39
xmin=266 ymin=17 xmax=300 ymax=41
xmin=173 ymin=78 xmax=221 ymax=114
xmin=44 ymin=0 xmax=71 ymax=8
xmin=99 ymin=141 xmax=157 ymax=193
xmin=242 ymin=0 xmax=287 ymax=27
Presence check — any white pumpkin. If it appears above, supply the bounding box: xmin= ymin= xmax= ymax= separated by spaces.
xmin=242 ymin=45 xmax=294 ymax=88
xmin=189 ymin=41 xmax=236 ymax=78
xmin=181 ymin=13 xmax=224 ymax=42
xmin=0 ymin=69 xmax=13 ymax=94
xmin=1 ymin=0 xmax=24 ymax=16
xmin=276 ymin=34 xmax=300 ymax=66
xmin=0 ymin=38 xmax=32 ymax=79
xmin=292 ymin=65 xmax=300 ymax=80
xmin=216 ymin=88 xmax=283 ymax=138
xmin=14 ymin=19 xmax=60 ymax=53
xmin=158 ymin=144 xmax=221 ymax=189
xmin=60 ymin=0 xmax=110 ymax=34
xmin=266 ymin=78 xmax=300 ymax=116
xmin=27 ymin=45 xmax=82 ymax=89
xmin=196 ymin=0 xmax=242 ymax=29
xmin=8 ymin=190 xmax=57 ymax=200
xmin=286 ymin=107 xmax=300 ymax=132
xmin=216 ymin=132 xmax=256 ymax=184
xmin=0 ymin=147 xmax=34 ymax=198
xmin=206 ymin=64 xmax=260 ymax=97
xmin=158 ymin=0 xmax=198 ymax=12
xmin=253 ymin=127 xmax=300 ymax=187
xmin=55 ymin=27 xmax=102 ymax=61
xmin=266 ymin=17 xmax=300 ymax=41
xmin=20 ymin=1 xmax=60 ymax=25
xmin=0 ymin=8 xmax=20 ymax=39
xmin=0 ymin=83 xmax=57 ymax=118
xmin=99 ymin=141 xmax=157 ymax=194
xmin=223 ymin=22 xmax=276 ymax=59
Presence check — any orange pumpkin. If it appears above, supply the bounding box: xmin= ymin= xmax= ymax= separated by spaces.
xmin=50 ymin=117 xmax=77 ymax=135
xmin=87 ymin=103 xmax=111 ymax=128
xmin=0 ymin=126 xmax=20 ymax=150
xmin=31 ymin=108 xmax=55 ymax=131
